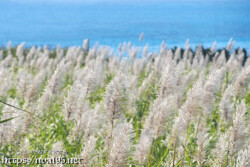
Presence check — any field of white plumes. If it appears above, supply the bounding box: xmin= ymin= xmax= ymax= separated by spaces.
xmin=0 ymin=40 xmax=249 ymax=167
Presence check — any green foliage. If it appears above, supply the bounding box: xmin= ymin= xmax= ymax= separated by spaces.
xmin=7 ymin=88 xmax=17 ymax=99
xmin=133 ymin=99 xmax=150 ymax=138
xmin=147 ymin=137 xmax=167 ymax=166
xmin=88 ymin=87 xmax=106 ymax=107
xmin=245 ymin=93 xmax=250 ymax=106
xmin=0 ymin=117 xmax=17 ymax=124
xmin=105 ymin=72 xmax=114 ymax=85
xmin=137 ymin=70 xmax=147 ymax=87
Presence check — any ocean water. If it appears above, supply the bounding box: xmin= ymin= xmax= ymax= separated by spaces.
xmin=0 ymin=0 xmax=250 ymax=50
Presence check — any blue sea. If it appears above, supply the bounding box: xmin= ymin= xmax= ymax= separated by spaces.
xmin=0 ymin=0 xmax=250 ymax=50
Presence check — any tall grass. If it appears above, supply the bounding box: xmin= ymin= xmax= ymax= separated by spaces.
xmin=0 ymin=40 xmax=249 ymax=167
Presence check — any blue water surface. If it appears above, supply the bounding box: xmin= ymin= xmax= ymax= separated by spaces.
xmin=0 ymin=0 xmax=250 ymax=50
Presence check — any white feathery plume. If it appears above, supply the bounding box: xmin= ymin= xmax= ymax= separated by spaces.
xmin=229 ymin=100 xmax=247 ymax=156
xmin=139 ymin=32 xmax=144 ymax=41
xmin=172 ymin=79 xmax=203 ymax=138
xmin=74 ymin=60 xmax=94 ymax=83
xmin=192 ymin=52 xmax=202 ymax=67
xmin=145 ymin=57 xmax=153 ymax=72
xmin=105 ymin=70 xmax=128 ymax=124
xmin=43 ymin=44 xmax=48 ymax=51
xmin=138 ymin=72 xmax=154 ymax=97
xmin=24 ymin=70 xmax=46 ymax=107
xmin=202 ymin=68 xmax=224 ymax=114
xmin=26 ymin=46 xmax=36 ymax=64
xmin=16 ymin=42 xmax=25 ymax=66
xmin=185 ymin=39 xmax=190 ymax=49
xmin=126 ymin=91 xmax=137 ymax=115
xmin=108 ymin=56 xmax=119 ymax=73
xmin=68 ymin=67 xmax=96 ymax=133
xmin=127 ymin=42 xmax=132 ymax=50
xmin=133 ymin=59 xmax=144 ymax=75
xmin=81 ymin=136 xmax=97 ymax=167
xmin=75 ymin=85 xmax=90 ymax=124
xmin=182 ymin=69 xmax=199 ymax=90
xmin=1 ymin=51 xmax=12 ymax=67
xmin=143 ymin=44 xmax=148 ymax=57
xmin=195 ymin=122 xmax=210 ymax=167
xmin=237 ymin=48 xmax=245 ymax=66
xmin=65 ymin=47 xmax=77 ymax=63
xmin=63 ymin=81 xmax=82 ymax=122
xmin=143 ymin=107 xmax=156 ymax=134
xmin=234 ymin=65 xmax=250 ymax=98
xmin=104 ymin=70 xmax=128 ymax=150
xmin=204 ymin=54 xmax=210 ymax=67
xmin=107 ymin=121 xmax=134 ymax=167
xmin=76 ymin=52 xmax=84 ymax=68
xmin=160 ymin=41 xmax=167 ymax=54
xmin=166 ymin=49 xmax=174 ymax=60
xmin=153 ymin=55 xmax=165 ymax=73
xmin=152 ymin=95 xmax=178 ymax=138
xmin=192 ymin=55 xmax=200 ymax=69
xmin=7 ymin=40 xmax=12 ymax=53
xmin=45 ymin=59 xmax=68 ymax=96
xmin=174 ymin=47 xmax=182 ymax=63
xmin=82 ymin=61 xmax=96 ymax=88
xmin=128 ymin=75 xmax=137 ymax=90
xmin=0 ymin=68 xmax=14 ymax=96
xmin=20 ymin=137 xmax=29 ymax=158
xmin=226 ymin=38 xmax=235 ymax=51
xmin=219 ymin=84 xmax=234 ymax=123
xmin=159 ymin=65 xmax=177 ymax=98
xmin=198 ymin=53 xmax=205 ymax=69
xmin=210 ymin=41 xmax=216 ymax=53
xmin=226 ymin=52 xmax=239 ymax=73
xmin=16 ymin=42 xmax=25 ymax=57
xmin=54 ymin=50 xmax=64 ymax=65
xmin=122 ymin=42 xmax=127 ymax=52
xmin=85 ymin=50 xmax=95 ymax=64
xmin=36 ymin=54 xmax=49 ymax=70
xmin=0 ymin=50 xmax=3 ymax=60
xmin=236 ymin=144 xmax=250 ymax=167
xmin=245 ymin=52 xmax=250 ymax=67
xmin=216 ymin=50 xmax=227 ymax=68
xmin=118 ymin=43 xmax=122 ymax=52
xmin=75 ymin=67 xmax=96 ymax=122
xmin=0 ymin=98 xmax=26 ymax=144
xmin=175 ymin=62 xmax=186 ymax=106
xmin=39 ymin=60 xmax=68 ymax=111
xmin=212 ymin=52 xmax=220 ymax=65
xmin=129 ymin=47 xmax=137 ymax=61
xmin=134 ymin=95 xmax=177 ymax=164
xmin=16 ymin=69 xmax=33 ymax=98
xmin=183 ymin=47 xmax=189 ymax=62
xmin=134 ymin=129 xmax=154 ymax=164
xmin=81 ymin=104 xmax=103 ymax=140
xmin=212 ymin=132 xmax=229 ymax=166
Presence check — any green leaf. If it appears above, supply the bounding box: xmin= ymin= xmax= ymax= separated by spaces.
xmin=0 ymin=116 xmax=18 ymax=124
